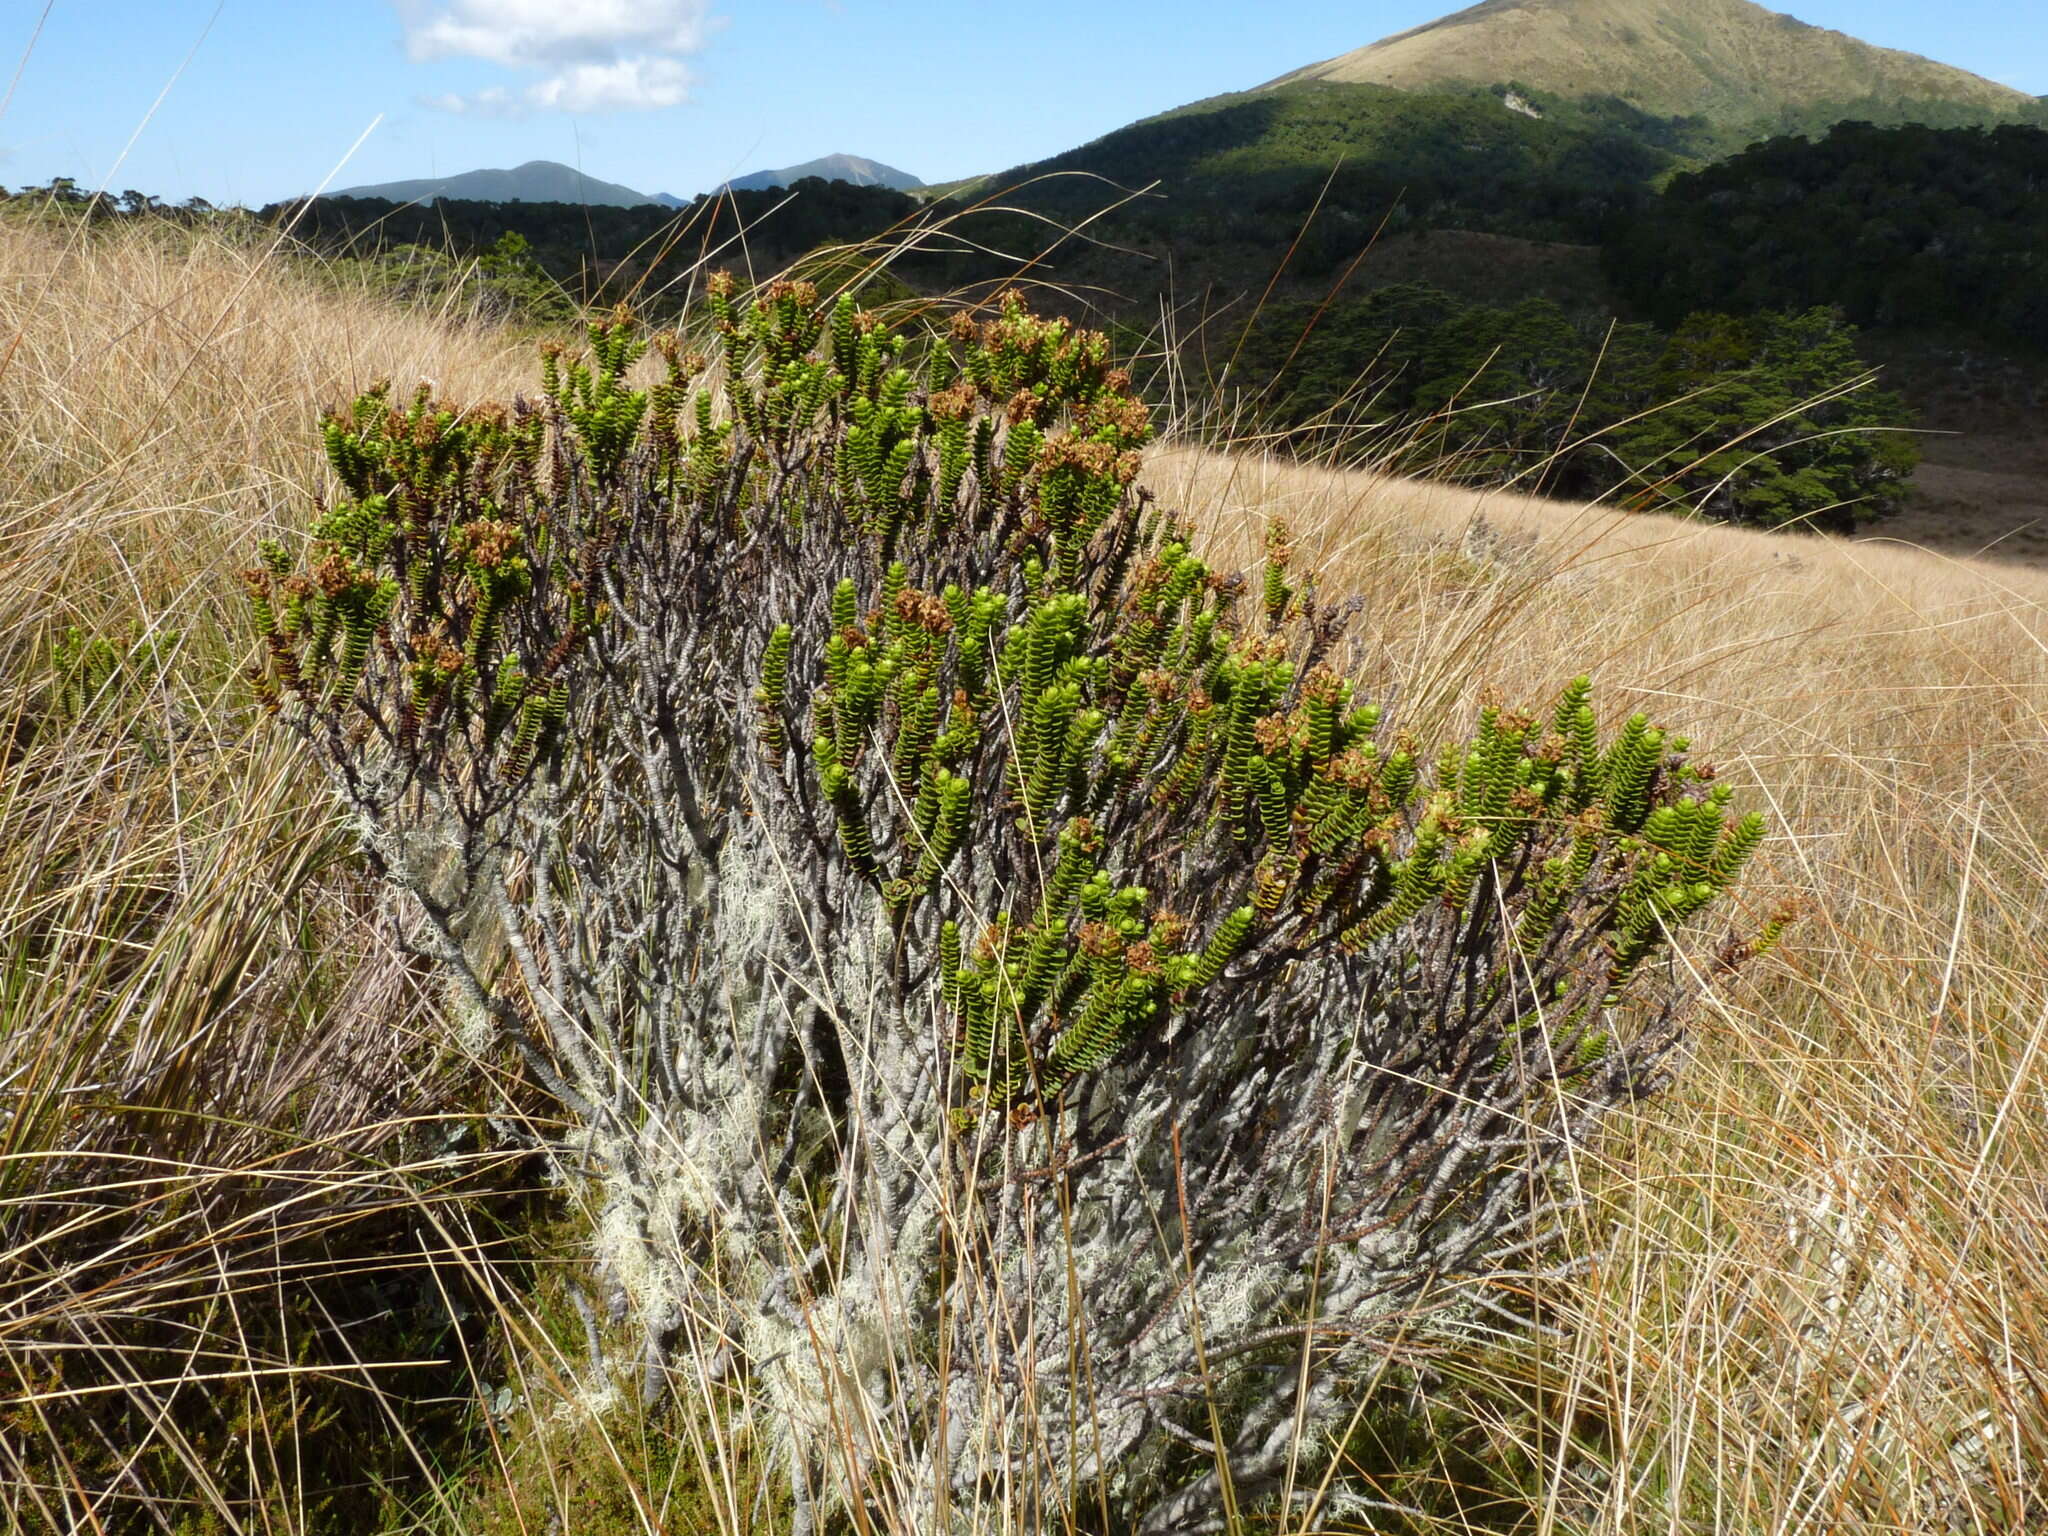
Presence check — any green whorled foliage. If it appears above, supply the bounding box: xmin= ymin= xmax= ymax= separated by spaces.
xmin=250 ymin=282 xmax=1772 ymax=1533
xmin=48 ymin=623 xmax=177 ymax=724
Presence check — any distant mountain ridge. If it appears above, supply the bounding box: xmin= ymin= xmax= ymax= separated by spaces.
xmin=717 ymin=154 xmax=922 ymax=193
xmin=332 ymin=160 xmax=660 ymax=208
xmin=1262 ymin=0 xmax=2029 ymax=123
xmin=331 ymin=155 xmax=923 ymax=211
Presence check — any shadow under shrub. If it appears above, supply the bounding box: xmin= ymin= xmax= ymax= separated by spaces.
xmin=247 ymin=283 xmax=1774 ymax=1532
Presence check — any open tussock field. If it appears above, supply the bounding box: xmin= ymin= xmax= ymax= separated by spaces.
xmin=3 ymin=208 xmax=2043 ymax=1532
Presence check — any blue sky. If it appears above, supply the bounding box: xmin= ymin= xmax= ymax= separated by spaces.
xmin=3 ymin=0 xmax=2044 ymax=207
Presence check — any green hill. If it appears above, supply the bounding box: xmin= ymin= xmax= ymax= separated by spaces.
xmin=910 ymin=81 xmax=1691 ymax=309
xmin=330 ymin=159 xmax=661 ymax=208
xmin=1268 ymin=0 xmax=2030 ymax=128
xmin=924 ymin=0 xmax=2037 ymax=310
xmin=719 ymin=154 xmax=922 ymax=193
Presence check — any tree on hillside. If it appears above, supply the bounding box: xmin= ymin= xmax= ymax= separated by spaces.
xmin=1604 ymin=122 xmax=2048 ymax=352
xmin=1613 ymin=309 xmax=1919 ymax=528
xmin=1234 ymin=287 xmax=1915 ymax=529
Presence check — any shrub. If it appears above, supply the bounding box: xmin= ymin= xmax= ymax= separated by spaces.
xmin=247 ymin=283 xmax=1771 ymax=1531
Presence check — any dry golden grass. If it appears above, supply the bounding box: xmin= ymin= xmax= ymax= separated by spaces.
xmin=4 ymin=205 xmax=2044 ymax=1532
xmin=1157 ymin=445 xmax=2048 ymax=1530
xmin=0 ymin=209 xmax=553 ymax=1531
xmin=0 ymin=209 xmax=550 ymax=1150
xmin=1266 ymin=0 xmax=2029 ymax=121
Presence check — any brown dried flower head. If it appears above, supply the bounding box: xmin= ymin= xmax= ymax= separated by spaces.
xmin=929 ymin=382 xmax=977 ymax=422
xmin=1146 ymin=913 xmax=1191 ymax=953
xmin=458 ymin=519 xmax=521 ymax=571
xmin=1077 ymin=922 xmax=1124 ymax=960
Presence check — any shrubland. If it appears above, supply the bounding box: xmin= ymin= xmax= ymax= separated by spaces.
xmin=242 ymin=258 xmax=1777 ymax=1530
xmin=2 ymin=200 xmax=2045 ymax=1535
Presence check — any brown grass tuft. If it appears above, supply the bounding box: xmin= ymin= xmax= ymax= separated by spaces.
xmin=0 ymin=209 xmax=551 ymax=1531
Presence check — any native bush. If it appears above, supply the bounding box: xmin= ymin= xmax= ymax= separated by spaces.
xmin=246 ymin=282 xmax=1773 ymax=1532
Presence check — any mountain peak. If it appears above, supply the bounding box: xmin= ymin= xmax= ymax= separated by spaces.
xmin=1262 ymin=0 xmax=2028 ymax=122
xmin=717 ymin=154 xmax=922 ymax=193
xmin=330 ymin=160 xmax=660 ymax=208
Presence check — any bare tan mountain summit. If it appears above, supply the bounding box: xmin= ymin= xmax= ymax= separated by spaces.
xmin=1262 ymin=0 xmax=2028 ymax=121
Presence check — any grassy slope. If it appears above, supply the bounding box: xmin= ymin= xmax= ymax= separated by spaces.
xmin=942 ymin=0 xmax=2040 ymax=227
xmin=1269 ymin=0 xmax=2030 ymax=122
xmin=4 ymin=209 xmax=2044 ymax=1531
xmin=1167 ymin=442 xmax=2048 ymax=1525
xmin=936 ymin=0 xmax=2032 ymax=301
xmin=929 ymin=0 xmax=2035 ymax=343
xmin=0 ymin=209 xmax=569 ymax=1531
xmin=914 ymin=80 xmax=1686 ymax=348
xmin=965 ymin=79 xmax=1686 ymax=225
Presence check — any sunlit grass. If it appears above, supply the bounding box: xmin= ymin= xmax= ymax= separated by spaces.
xmin=1157 ymin=443 xmax=2048 ymax=1530
xmin=3 ymin=202 xmax=2043 ymax=1533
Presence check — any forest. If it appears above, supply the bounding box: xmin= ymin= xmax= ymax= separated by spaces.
xmin=1605 ymin=121 xmax=2048 ymax=350
xmin=1231 ymin=285 xmax=1919 ymax=530
xmin=252 ymin=179 xmax=921 ymax=317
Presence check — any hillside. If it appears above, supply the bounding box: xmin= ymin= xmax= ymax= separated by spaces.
xmin=927 ymin=0 xmax=2037 ymax=305
xmin=720 ymin=153 xmax=922 ymax=192
xmin=331 ymin=158 xmax=660 ymax=207
xmin=1265 ymin=0 xmax=2030 ymax=125
xmin=7 ymin=207 xmax=2046 ymax=1531
xmin=912 ymin=81 xmax=1686 ymax=301
xmin=905 ymin=5 xmax=2048 ymax=550
xmin=1606 ymin=120 xmax=2048 ymax=345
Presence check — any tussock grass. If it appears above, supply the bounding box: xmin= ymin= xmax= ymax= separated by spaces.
xmin=1270 ymin=0 xmax=2031 ymax=122
xmin=3 ymin=204 xmax=2043 ymax=1532
xmin=1156 ymin=446 xmax=2048 ymax=1529
xmin=0 ymin=209 xmax=549 ymax=1530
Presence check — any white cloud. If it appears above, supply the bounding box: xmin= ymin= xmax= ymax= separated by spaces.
xmin=396 ymin=0 xmax=712 ymax=113
xmin=528 ymin=56 xmax=692 ymax=111
xmin=420 ymin=85 xmax=526 ymax=116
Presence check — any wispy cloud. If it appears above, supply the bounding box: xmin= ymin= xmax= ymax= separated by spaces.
xmin=395 ymin=0 xmax=714 ymax=114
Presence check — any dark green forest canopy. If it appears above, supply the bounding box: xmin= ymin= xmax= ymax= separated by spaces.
xmin=1232 ymin=284 xmax=1917 ymax=532
xmin=1605 ymin=121 xmax=2048 ymax=350
xmin=907 ymin=82 xmax=1695 ymax=300
xmin=910 ymin=81 xmax=2044 ymax=306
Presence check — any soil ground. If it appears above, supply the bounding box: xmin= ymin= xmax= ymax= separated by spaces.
xmin=1882 ymin=429 xmax=2048 ymax=564
xmin=1858 ymin=335 xmax=2048 ymax=566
